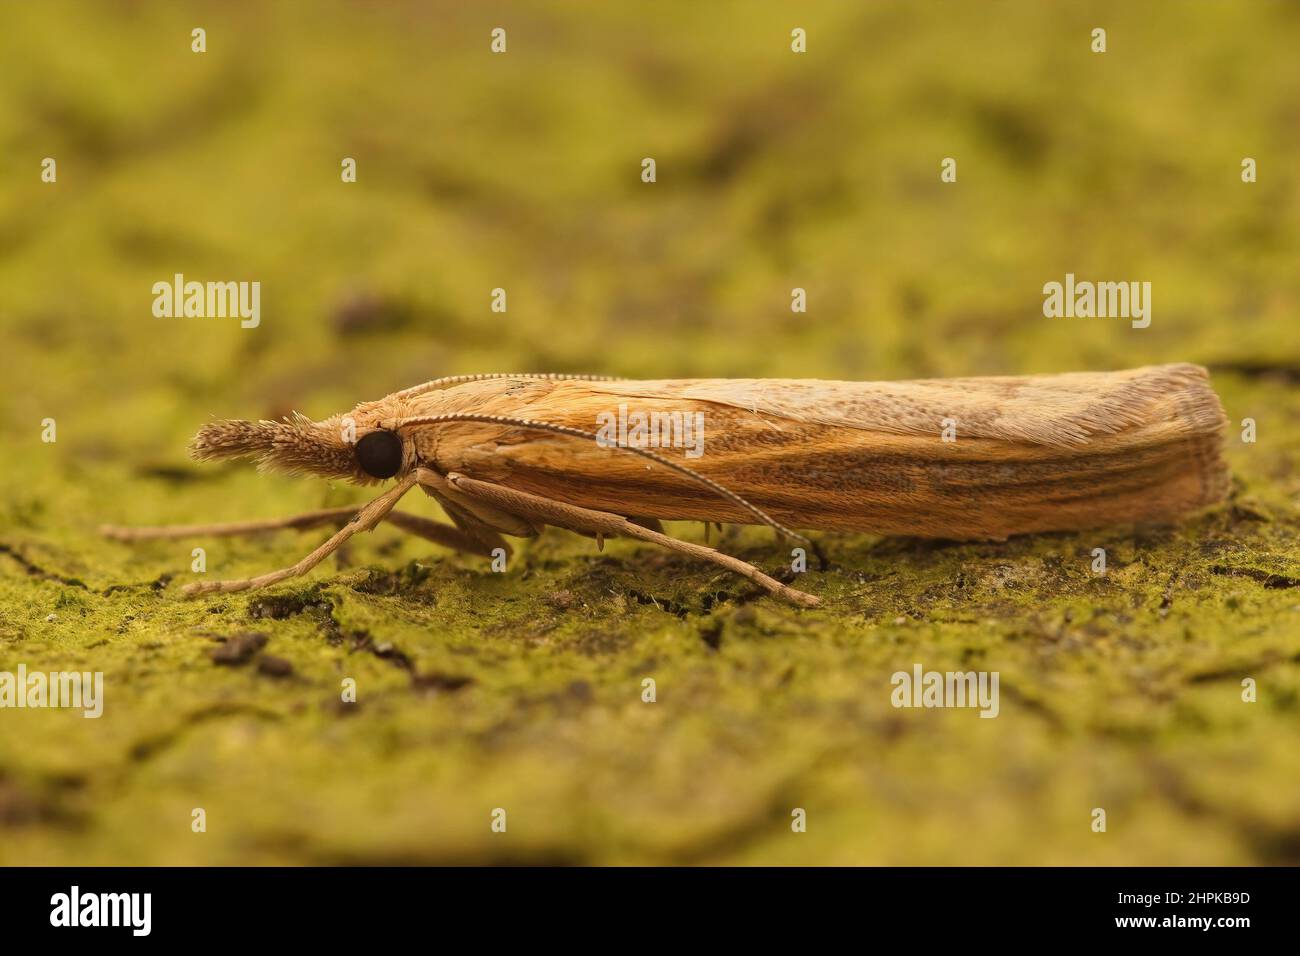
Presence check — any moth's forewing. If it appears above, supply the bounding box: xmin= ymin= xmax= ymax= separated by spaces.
xmin=418 ymin=366 xmax=1229 ymax=540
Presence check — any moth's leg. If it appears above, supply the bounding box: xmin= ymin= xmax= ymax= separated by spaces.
xmin=103 ymin=504 xmax=494 ymax=558
xmin=416 ymin=468 xmax=539 ymax=539
xmin=181 ymin=474 xmax=419 ymax=598
xmin=571 ymin=515 xmax=662 ymax=547
xmin=443 ymin=472 xmax=820 ymax=608
xmin=384 ymin=511 xmax=505 ymax=558
xmin=699 ymin=519 xmax=825 ymax=569
xmin=101 ymin=506 xmax=362 ymax=541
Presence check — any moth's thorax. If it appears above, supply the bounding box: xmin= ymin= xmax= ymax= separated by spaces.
xmin=392 ymin=378 xmax=561 ymax=475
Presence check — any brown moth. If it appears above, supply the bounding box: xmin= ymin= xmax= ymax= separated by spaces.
xmin=102 ymin=363 xmax=1229 ymax=607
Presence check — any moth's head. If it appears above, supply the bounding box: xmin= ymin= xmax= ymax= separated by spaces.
xmin=190 ymin=405 xmax=414 ymax=485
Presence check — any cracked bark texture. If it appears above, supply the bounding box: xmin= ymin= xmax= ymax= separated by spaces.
xmin=1 ymin=1 xmax=1299 ymax=864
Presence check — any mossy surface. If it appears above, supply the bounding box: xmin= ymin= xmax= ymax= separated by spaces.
xmin=1 ymin=1 xmax=1298 ymax=865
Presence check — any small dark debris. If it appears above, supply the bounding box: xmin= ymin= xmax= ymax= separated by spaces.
xmin=210 ymin=631 xmax=269 ymax=665
xmin=1229 ymin=504 xmax=1270 ymax=523
xmin=1210 ymin=565 xmax=1300 ymax=589
xmin=700 ymin=590 xmax=735 ymax=612
xmin=0 ymin=778 xmax=42 ymax=826
xmin=257 ymin=655 xmax=294 ymax=678
xmin=412 ymin=672 xmax=474 ymax=694
xmin=546 ymin=589 xmax=577 ymax=610
xmin=566 ymin=680 xmax=593 ymax=702
xmin=627 ymin=589 xmax=690 ymax=618
xmin=134 ymin=463 xmax=209 ymax=484
xmin=1208 ymin=360 xmax=1300 ymax=385
xmin=329 ymin=697 xmax=361 ymax=716
xmin=350 ymin=563 xmax=430 ymax=595
xmin=249 ymin=594 xmax=317 ymax=619
xmin=248 ymin=591 xmax=345 ymax=643
xmin=349 ymin=632 xmax=417 ymax=671
xmin=331 ymin=290 xmax=415 ymax=337
xmin=0 ymin=543 xmax=89 ymax=590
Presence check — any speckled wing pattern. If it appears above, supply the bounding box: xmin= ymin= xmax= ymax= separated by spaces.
xmin=580 ymin=363 xmax=1226 ymax=449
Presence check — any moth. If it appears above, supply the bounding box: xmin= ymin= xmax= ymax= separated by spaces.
xmin=102 ymin=363 xmax=1229 ymax=607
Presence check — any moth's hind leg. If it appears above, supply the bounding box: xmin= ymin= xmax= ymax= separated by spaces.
xmin=164 ymin=475 xmax=420 ymax=598
xmin=701 ymin=519 xmax=828 ymax=569
xmin=439 ymin=472 xmax=820 ymax=608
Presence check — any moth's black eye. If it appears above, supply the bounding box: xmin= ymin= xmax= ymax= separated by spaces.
xmin=355 ymin=430 xmax=404 ymax=479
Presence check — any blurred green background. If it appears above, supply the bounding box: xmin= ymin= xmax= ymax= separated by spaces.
xmin=1 ymin=0 xmax=1298 ymax=864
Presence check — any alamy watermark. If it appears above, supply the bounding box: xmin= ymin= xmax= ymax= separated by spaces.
xmin=0 ymin=665 xmax=103 ymax=718
xmin=1043 ymin=273 xmax=1150 ymax=329
xmin=50 ymin=886 xmax=150 ymax=936
xmin=152 ymin=273 xmax=260 ymax=328
xmin=595 ymin=404 xmax=705 ymax=459
xmin=890 ymin=663 xmax=999 ymax=718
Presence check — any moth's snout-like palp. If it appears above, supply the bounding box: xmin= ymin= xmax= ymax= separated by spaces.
xmin=190 ymin=413 xmax=362 ymax=481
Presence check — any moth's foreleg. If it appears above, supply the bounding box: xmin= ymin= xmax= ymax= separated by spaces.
xmin=180 ymin=474 xmax=419 ymax=598
xmin=442 ymin=473 xmax=821 ymax=609
xmin=103 ymin=504 xmax=492 ymax=558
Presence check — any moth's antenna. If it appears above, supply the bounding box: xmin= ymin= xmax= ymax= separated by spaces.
xmin=395 ymin=373 xmax=624 ymax=401
xmin=389 ymin=412 xmax=810 ymax=545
